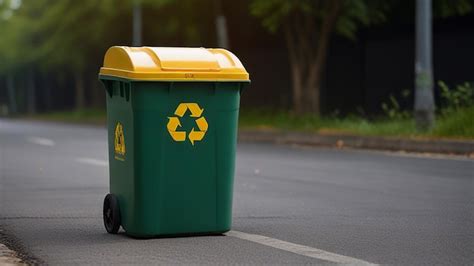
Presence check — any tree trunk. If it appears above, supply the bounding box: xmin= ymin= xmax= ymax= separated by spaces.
xmin=306 ymin=0 xmax=341 ymax=115
xmin=291 ymin=64 xmax=304 ymax=114
xmin=284 ymin=1 xmax=341 ymax=115
xmin=74 ymin=71 xmax=85 ymax=110
xmin=284 ymin=23 xmax=304 ymax=114
xmin=305 ymin=32 xmax=329 ymax=115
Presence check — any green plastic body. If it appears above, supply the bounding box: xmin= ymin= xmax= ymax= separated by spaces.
xmin=100 ymin=76 xmax=246 ymax=238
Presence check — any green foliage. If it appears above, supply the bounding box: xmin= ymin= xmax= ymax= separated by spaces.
xmin=142 ymin=0 xmax=215 ymax=46
xmin=434 ymin=0 xmax=474 ymax=17
xmin=249 ymin=0 xmax=299 ymax=33
xmin=0 ymin=0 xmax=37 ymax=71
xmin=335 ymin=0 xmax=390 ymax=39
xmin=381 ymin=90 xmax=411 ymax=120
xmin=433 ymin=106 xmax=474 ymax=138
xmin=438 ymin=81 xmax=474 ymax=115
xmin=381 ymin=95 xmax=405 ymax=119
xmin=250 ymin=0 xmax=474 ymax=41
xmin=33 ymin=0 xmax=116 ymax=70
xmin=378 ymin=81 xmax=474 ymax=129
xmin=239 ymin=108 xmax=418 ymax=136
xmin=0 ymin=0 xmax=174 ymax=73
xmin=239 ymin=107 xmax=473 ymax=139
xmin=250 ymin=0 xmax=390 ymax=39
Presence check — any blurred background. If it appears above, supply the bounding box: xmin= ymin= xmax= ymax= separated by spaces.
xmin=0 ymin=0 xmax=473 ymax=138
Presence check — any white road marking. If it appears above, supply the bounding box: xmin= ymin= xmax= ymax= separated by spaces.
xmin=27 ymin=137 xmax=55 ymax=146
xmin=226 ymin=230 xmax=376 ymax=265
xmin=75 ymin=157 xmax=108 ymax=167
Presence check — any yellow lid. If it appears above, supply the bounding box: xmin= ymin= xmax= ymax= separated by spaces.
xmin=99 ymin=46 xmax=250 ymax=82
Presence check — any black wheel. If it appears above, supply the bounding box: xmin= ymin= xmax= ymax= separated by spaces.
xmin=103 ymin=193 xmax=121 ymax=234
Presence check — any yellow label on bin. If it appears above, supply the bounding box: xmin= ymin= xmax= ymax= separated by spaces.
xmin=167 ymin=103 xmax=208 ymax=145
xmin=114 ymin=122 xmax=126 ymax=160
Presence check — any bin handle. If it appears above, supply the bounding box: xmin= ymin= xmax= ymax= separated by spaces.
xmin=103 ymin=80 xmax=113 ymax=98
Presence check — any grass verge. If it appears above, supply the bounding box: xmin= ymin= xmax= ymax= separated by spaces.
xmin=239 ymin=107 xmax=474 ymax=140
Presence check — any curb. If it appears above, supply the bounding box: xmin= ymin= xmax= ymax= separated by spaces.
xmin=0 ymin=244 xmax=24 ymax=266
xmin=0 ymin=228 xmax=41 ymax=266
xmin=238 ymin=130 xmax=474 ymax=156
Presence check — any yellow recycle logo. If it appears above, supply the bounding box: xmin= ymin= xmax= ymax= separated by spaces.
xmin=167 ymin=103 xmax=208 ymax=145
xmin=114 ymin=122 xmax=126 ymax=156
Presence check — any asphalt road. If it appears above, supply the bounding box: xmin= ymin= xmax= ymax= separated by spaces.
xmin=0 ymin=119 xmax=473 ymax=265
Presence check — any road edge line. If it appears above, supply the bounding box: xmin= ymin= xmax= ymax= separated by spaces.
xmin=226 ymin=230 xmax=377 ymax=265
xmin=26 ymin=137 xmax=55 ymax=147
xmin=75 ymin=157 xmax=108 ymax=167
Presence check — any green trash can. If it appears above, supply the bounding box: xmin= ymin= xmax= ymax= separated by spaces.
xmin=99 ymin=46 xmax=249 ymax=237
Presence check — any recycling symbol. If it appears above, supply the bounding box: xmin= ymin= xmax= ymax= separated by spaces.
xmin=167 ymin=103 xmax=208 ymax=145
xmin=114 ymin=122 xmax=126 ymax=155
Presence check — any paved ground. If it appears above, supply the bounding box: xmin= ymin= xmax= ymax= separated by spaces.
xmin=0 ymin=119 xmax=473 ymax=265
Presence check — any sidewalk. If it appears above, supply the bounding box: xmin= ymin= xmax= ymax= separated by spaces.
xmin=238 ymin=129 xmax=474 ymax=156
